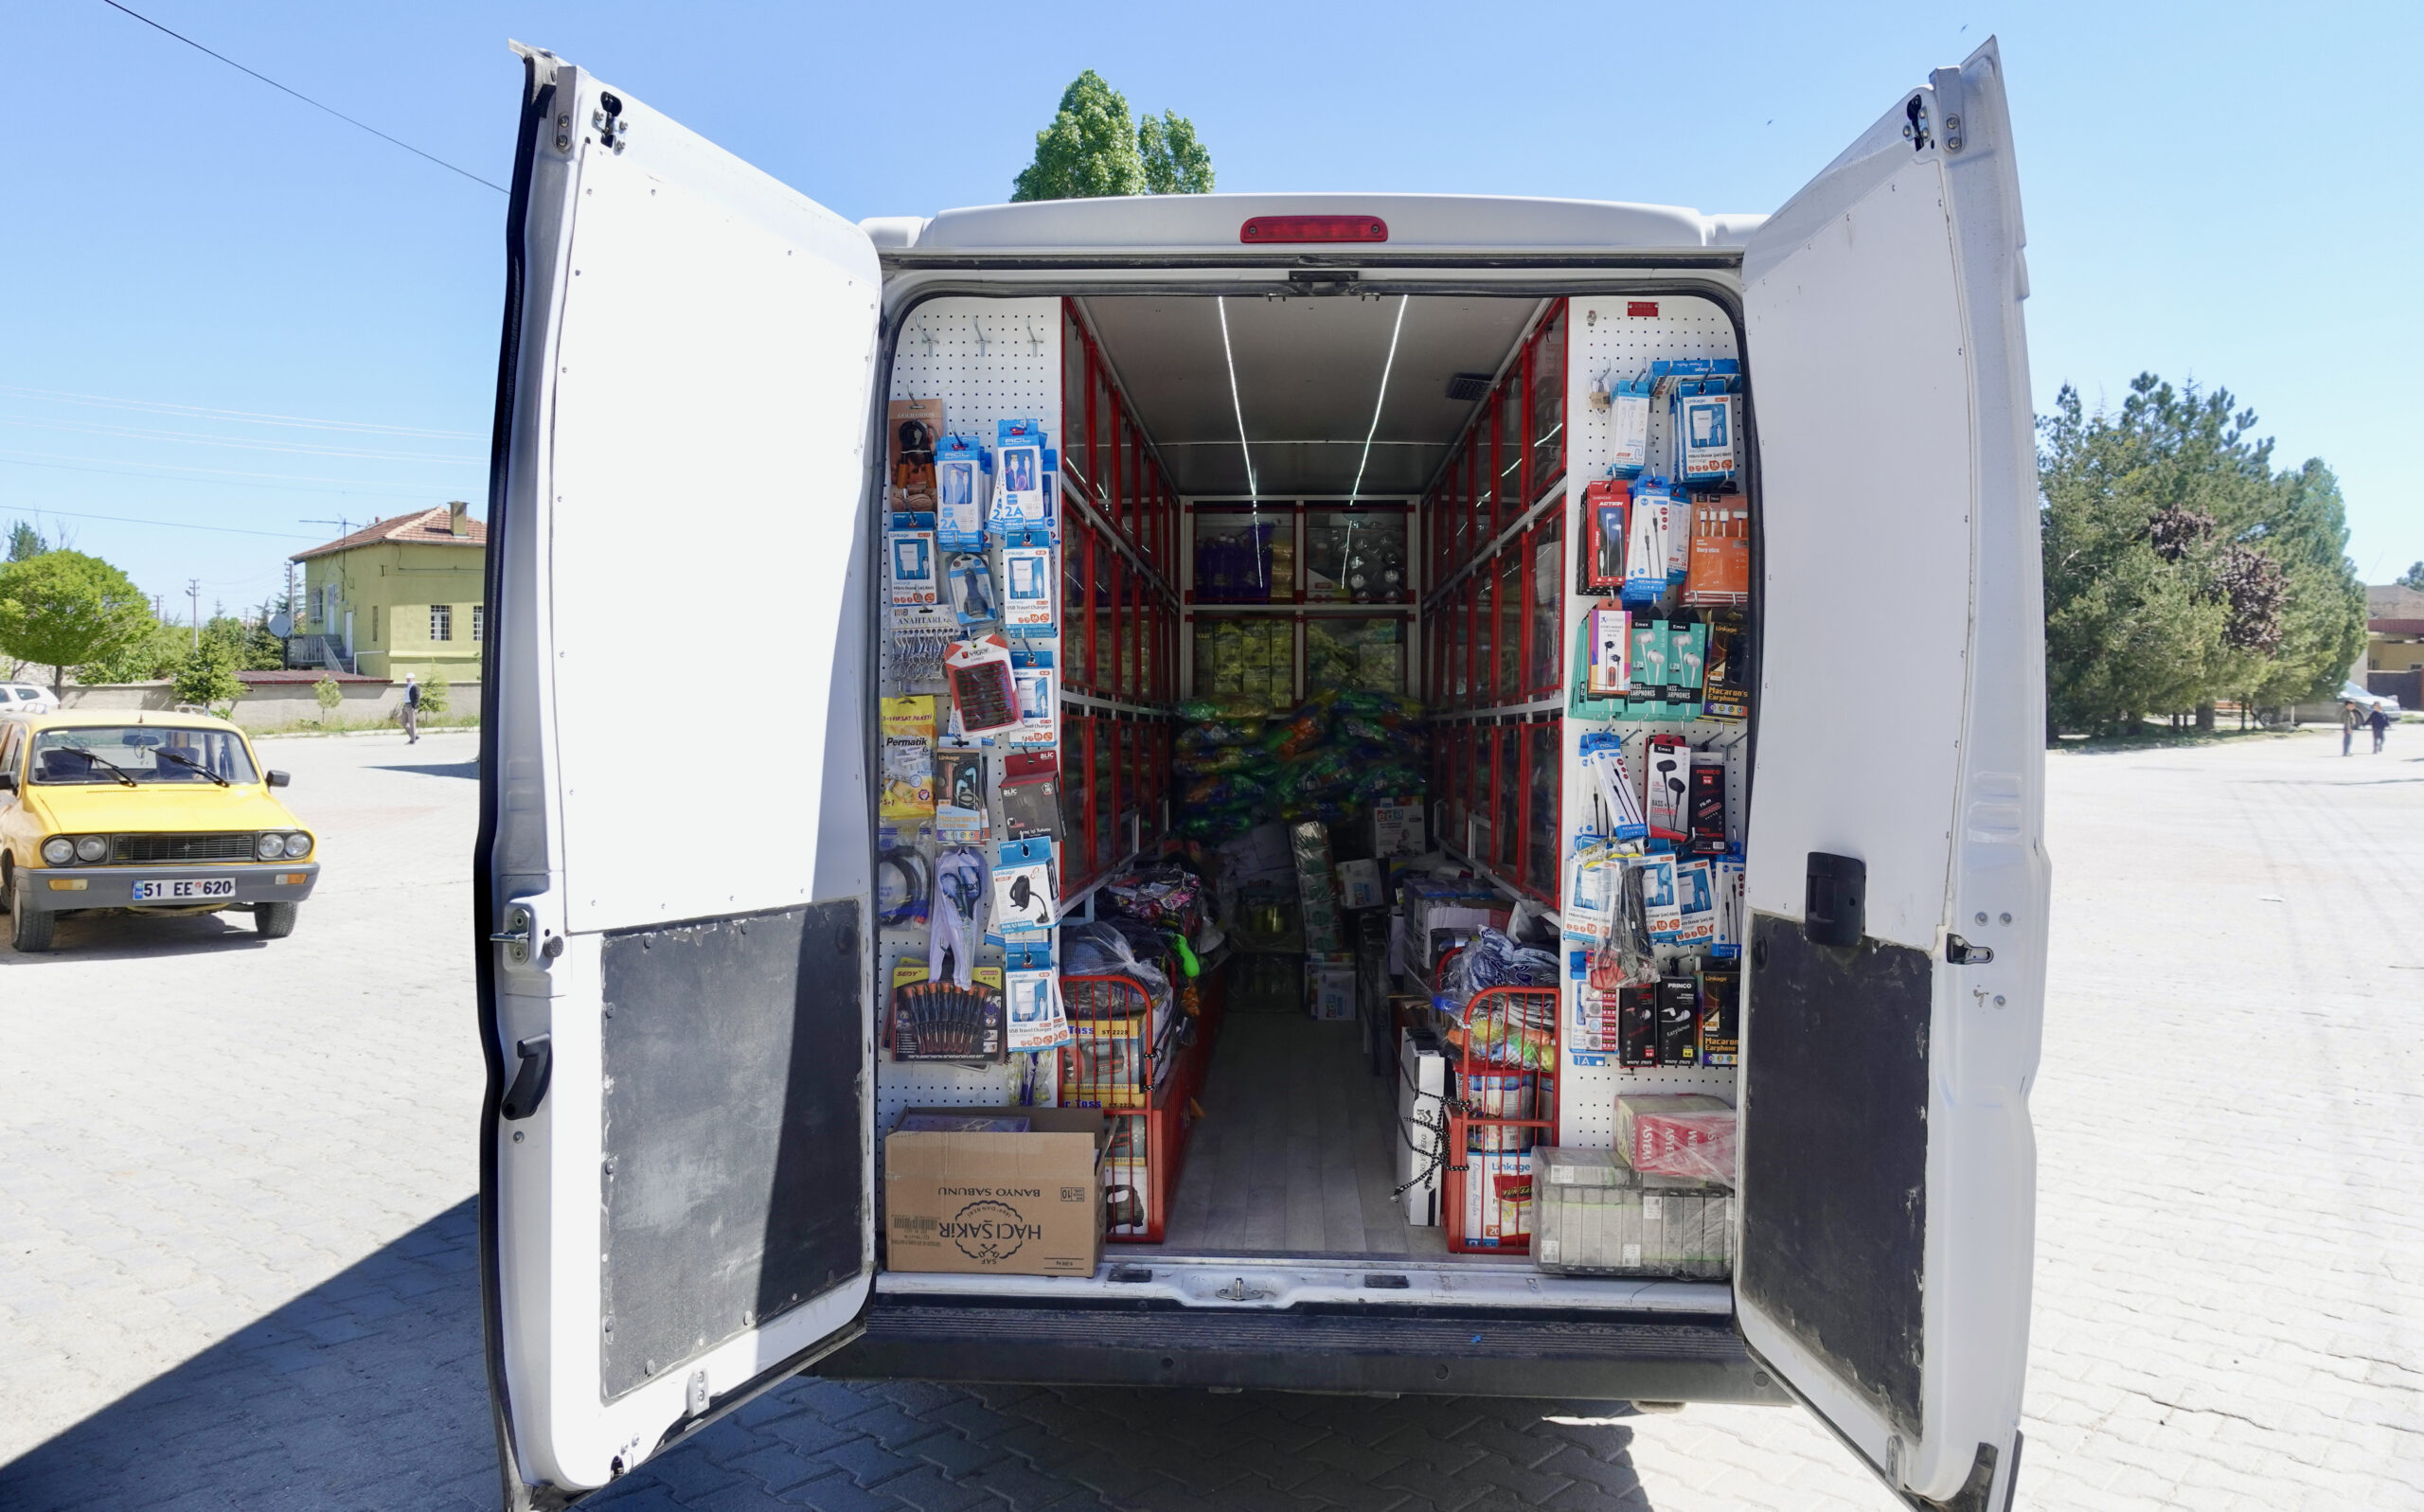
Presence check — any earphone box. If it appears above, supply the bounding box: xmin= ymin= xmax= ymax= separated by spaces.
xmin=884 ymin=1106 xmax=1109 ymax=1276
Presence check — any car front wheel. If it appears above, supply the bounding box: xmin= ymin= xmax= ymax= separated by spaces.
xmin=10 ymin=897 xmax=54 ymax=952
xmin=253 ymin=901 xmax=299 ymax=939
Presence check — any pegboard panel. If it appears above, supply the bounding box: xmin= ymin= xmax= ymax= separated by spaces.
xmin=1553 ymin=294 xmax=1748 ymax=1148
xmin=890 ymin=298 xmax=1061 ymax=428
xmin=876 ymin=295 xmax=1066 ymax=1171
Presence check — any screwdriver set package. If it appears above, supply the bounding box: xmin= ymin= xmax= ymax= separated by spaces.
xmin=888 ymin=965 xmax=1006 ymax=1062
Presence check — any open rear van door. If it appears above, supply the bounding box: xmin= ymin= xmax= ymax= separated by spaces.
xmin=1736 ymin=39 xmax=2046 ymax=1511
xmin=475 ymin=47 xmax=882 ymax=1503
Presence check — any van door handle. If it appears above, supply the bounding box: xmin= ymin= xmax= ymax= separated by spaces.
xmin=501 ymin=1034 xmax=552 ymax=1120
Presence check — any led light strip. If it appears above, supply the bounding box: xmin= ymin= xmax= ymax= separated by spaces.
xmin=1215 ymin=297 xmax=1264 ymax=585
xmin=1346 ymin=295 xmax=1409 ymax=505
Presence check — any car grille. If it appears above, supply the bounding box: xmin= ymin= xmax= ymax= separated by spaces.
xmin=110 ymin=832 xmax=258 ymax=864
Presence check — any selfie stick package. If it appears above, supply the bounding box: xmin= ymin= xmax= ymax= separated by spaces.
xmin=1002 ymin=535 xmax=1056 ymax=635
xmin=1004 ymin=936 xmax=1072 ymax=1053
xmin=992 ymin=837 xmax=1058 ymax=934
xmin=991 ymin=419 xmax=1048 ymax=531
xmin=934 ymin=436 xmax=987 ymax=551
xmin=944 ymin=633 xmax=1023 ymax=737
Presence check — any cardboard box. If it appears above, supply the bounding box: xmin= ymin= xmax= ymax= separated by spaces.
xmin=1531 ymin=1147 xmax=1733 ymax=1278
xmin=1335 ymin=858 xmax=1385 ymax=911
xmin=883 ymin=1107 xmax=1109 ymax=1276
xmin=1397 ymin=1030 xmax=1448 ymax=1226
xmin=1372 ymin=799 xmax=1426 ymax=858
xmin=1306 ymin=953 xmax=1357 ymax=1021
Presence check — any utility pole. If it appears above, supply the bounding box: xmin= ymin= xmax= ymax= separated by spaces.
xmin=188 ymin=578 xmax=201 ymax=651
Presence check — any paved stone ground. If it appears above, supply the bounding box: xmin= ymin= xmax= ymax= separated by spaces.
xmin=2 ymin=728 xmax=2418 ymax=1511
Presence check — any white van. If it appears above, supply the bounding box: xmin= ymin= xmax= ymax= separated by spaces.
xmin=475 ymin=38 xmax=2046 ymax=1512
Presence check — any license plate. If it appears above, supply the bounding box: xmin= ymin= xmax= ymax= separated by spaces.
xmin=133 ymin=877 xmax=237 ymax=902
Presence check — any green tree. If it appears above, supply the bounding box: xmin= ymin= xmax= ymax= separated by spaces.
xmin=1012 ymin=72 xmax=1213 ymax=202
xmin=417 ymin=672 xmax=451 ymax=716
xmin=2399 ymin=561 xmax=2424 ymax=591
xmin=1139 ymin=110 xmax=1214 ymax=194
xmin=7 ymin=522 xmax=45 ymax=561
xmin=313 ymin=673 xmax=343 ymax=724
xmin=170 ymin=636 xmax=244 ymax=715
xmin=76 ymin=617 xmax=189 ymax=684
xmin=0 ymin=550 xmax=152 ymax=688
xmin=2040 ymin=375 xmax=2365 ymax=736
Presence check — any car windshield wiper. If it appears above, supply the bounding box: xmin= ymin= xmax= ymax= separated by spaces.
xmin=57 ymin=746 xmax=138 ymax=788
xmin=154 ymin=749 xmax=230 ymax=787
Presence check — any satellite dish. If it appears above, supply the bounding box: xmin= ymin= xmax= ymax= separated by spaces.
xmin=268 ymin=613 xmax=294 ymax=637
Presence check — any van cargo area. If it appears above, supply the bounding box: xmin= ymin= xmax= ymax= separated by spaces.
xmin=866 ymin=289 xmax=1748 ymax=1300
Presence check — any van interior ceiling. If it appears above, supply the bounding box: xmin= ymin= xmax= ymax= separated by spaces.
xmin=876 ymin=286 xmax=1750 ymax=1287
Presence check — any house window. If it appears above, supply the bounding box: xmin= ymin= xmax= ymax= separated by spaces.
xmin=431 ymin=604 xmax=453 ymax=642
xmin=471 ymin=605 xmax=485 ymax=642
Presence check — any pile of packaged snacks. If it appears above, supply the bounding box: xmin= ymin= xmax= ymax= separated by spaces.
xmin=1171 ymin=690 xmax=1426 ymax=842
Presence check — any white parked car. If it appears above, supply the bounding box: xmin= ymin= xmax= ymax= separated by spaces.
xmin=0 ymin=684 xmax=60 ymax=715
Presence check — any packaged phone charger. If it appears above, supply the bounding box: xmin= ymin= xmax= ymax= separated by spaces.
xmin=934 ymin=436 xmax=987 ymax=550
xmin=1004 ymin=936 xmax=1071 ymax=1052
xmin=888 ymin=513 xmax=939 ymax=614
xmin=1678 ymin=390 xmax=1738 ymax=487
xmin=992 ymin=837 xmax=1057 ymax=933
xmin=1565 ymin=841 xmax=1619 ymax=942
xmin=991 ymin=419 xmax=1048 ymax=531
xmin=1009 ymin=646 xmax=1057 ymax=748
xmin=946 ymin=550 xmax=1000 ymax=627
xmin=1712 ymin=855 xmax=1745 ymax=959
xmin=1002 ymin=536 xmax=1055 ymax=634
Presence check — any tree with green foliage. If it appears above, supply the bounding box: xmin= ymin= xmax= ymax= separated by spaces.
xmin=0 ymin=549 xmax=152 ymax=689
xmin=313 ymin=673 xmax=344 ymax=724
xmin=1012 ymin=71 xmax=1214 ymax=203
xmin=2040 ymin=374 xmax=2365 ymax=737
xmin=2399 ymin=561 xmax=2424 ymax=591
xmin=170 ymin=636 xmax=244 ymax=715
xmin=417 ymin=672 xmax=451 ymax=716
xmin=76 ymin=617 xmax=190 ymax=685
xmin=7 ymin=522 xmax=45 ymax=562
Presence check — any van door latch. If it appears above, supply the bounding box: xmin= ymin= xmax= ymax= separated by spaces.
xmin=1214 ymin=1277 xmax=1272 ymax=1302
xmin=490 ymin=905 xmax=562 ymax=965
xmin=502 ymin=1034 xmax=552 ymax=1121
xmin=1945 ymin=934 xmax=1994 ymax=966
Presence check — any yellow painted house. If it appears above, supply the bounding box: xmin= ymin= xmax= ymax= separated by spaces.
xmin=289 ymin=503 xmax=488 ymax=680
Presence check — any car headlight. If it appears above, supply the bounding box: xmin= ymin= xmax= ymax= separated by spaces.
xmin=257 ymin=832 xmax=286 ymax=860
xmin=75 ymin=835 xmax=109 ymax=863
xmin=283 ymin=832 xmax=312 ymax=859
xmin=42 ymin=837 xmax=75 ymax=865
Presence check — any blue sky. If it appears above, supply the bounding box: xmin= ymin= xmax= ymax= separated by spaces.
xmin=5 ymin=0 xmax=2417 ymax=617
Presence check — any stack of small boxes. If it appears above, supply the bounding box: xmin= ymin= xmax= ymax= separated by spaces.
xmin=1530 ymin=1094 xmax=1738 ymax=1279
xmin=1292 ymin=822 xmax=1356 ymax=1020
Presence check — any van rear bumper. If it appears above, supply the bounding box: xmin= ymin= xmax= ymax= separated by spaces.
xmin=822 ymin=1297 xmax=1789 ymax=1403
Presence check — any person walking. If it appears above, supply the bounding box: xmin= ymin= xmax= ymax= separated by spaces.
xmin=2370 ymin=704 xmax=2391 ymax=755
xmin=2343 ymin=703 xmax=2360 ymax=756
xmin=401 ymin=673 xmax=421 ymax=745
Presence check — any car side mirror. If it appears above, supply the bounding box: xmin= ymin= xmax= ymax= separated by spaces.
xmin=266 ymin=771 xmax=291 ymax=788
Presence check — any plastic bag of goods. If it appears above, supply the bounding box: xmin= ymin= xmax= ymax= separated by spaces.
xmin=1614 ymin=1093 xmax=1737 ymax=1182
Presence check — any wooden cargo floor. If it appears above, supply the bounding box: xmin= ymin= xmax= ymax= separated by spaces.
xmin=1144 ymin=1011 xmax=1449 ymax=1258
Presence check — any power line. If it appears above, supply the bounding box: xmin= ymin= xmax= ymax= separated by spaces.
xmin=2 ymin=415 xmax=483 ymax=465
xmin=0 ymin=454 xmax=440 ymax=498
xmin=0 ymin=384 xmax=483 ymax=439
xmin=0 ymin=447 xmax=452 ymax=490
xmin=93 ymin=0 xmax=508 ymax=195
xmin=0 ymin=503 xmax=321 ymax=541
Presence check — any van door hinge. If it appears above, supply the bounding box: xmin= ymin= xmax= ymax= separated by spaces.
xmin=1945 ymin=934 xmax=1995 ymax=966
xmin=685 ymin=1368 xmax=711 ymax=1417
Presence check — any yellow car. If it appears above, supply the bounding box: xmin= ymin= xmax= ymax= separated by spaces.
xmin=0 ymin=711 xmax=319 ymax=953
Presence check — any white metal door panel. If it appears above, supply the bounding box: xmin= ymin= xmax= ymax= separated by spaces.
xmin=479 ymin=48 xmax=882 ymax=1502
xmin=1736 ymin=39 xmax=2042 ymax=1512
xmin=547 ymin=110 xmax=880 ymax=934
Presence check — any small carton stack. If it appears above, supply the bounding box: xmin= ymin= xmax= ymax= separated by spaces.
xmin=1291 ymin=822 xmax=1344 ymax=952
xmin=1529 ymin=1147 xmax=1733 ymax=1279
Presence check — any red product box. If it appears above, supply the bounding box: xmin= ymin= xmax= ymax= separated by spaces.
xmin=1615 ymin=1093 xmax=1736 ymax=1182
